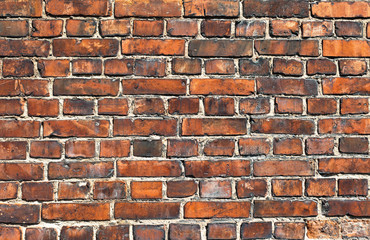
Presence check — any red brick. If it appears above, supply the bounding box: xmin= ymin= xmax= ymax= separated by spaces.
xmin=341 ymin=98 xmax=369 ymax=114
xmin=336 ymin=21 xmax=362 ymax=37
xmin=182 ymin=118 xmax=247 ymax=136
xmin=319 ymin=118 xmax=370 ymax=134
xmin=26 ymin=228 xmax=57 ymax=240
xmin=22 ymin=182 xmax=53 ymax=201
xmin=100 ymin=140 xmax=130 ymax=158
xmin=324 ymin=200 xmax=370 ymax=217
xmin=239 ymin=98 xmax=270 ymax=115
xmin=93 ymin=181 xmax=126 ymax=200
xmin=3 ymin=59 xmax=34 ymax=77
xmin=306 ymin=138 xmax=334 ymax=155
xmin=122 ymin=39 xmax=184 ymax=55
xmin=167 ymin=20 xmax=198 ymax=37
xmin=341 ymin=220 xmax=370 ymax=239
xmin=205 ymin=59 xmax=235 ymax=75
xmin=168 ymin=98 xmax=199 ymax=114
xmin=38 ymin=59 xmax=69 ymax=77
xmin=133 ymin=20 xmax=163 ymax=36
xmin=0 ymin=203 xmax=40 ymax=224
xmin=0 ymin=163 xmax=43 ymax=181
xmin=167 ymin=139 xmax=198 ymax=157
xmin=241 ymin=222 xmax=272 ymax=239
xmin=184 ymin=0 xmax=239 ymax=17
xmin=339 ymin=60 xmax=367 ymax=76
xmin=117 ymin=160 xmax=181 ymax=177
xmin=44 ymin=120 xmax=109 ymax=137
xmin=251 ymin=118 xmax=314 ymax=135
xmin=200 ymin=180 xmax=232 ymax=198
xmin=191 ymin=78 xmax=254 ymax=95
xmin=307 ymin=98 xmax=337 ymax=115
xmin=43 ymin=203 xmax=110 ymax=221
xmin=0 ymin=0 xmax=42 ymax=17
xmin=99 ymin=20 xmax=130 ymax=37
xmin=305 ymin=179 xmax=336 ymax=197
xmin=122 ymin=79 xmax=186 ymax=95
xmin=307 ymin=59 xmax=336 ymax=75
xmin=54 ymin=79 xmax=119 ymax=96
xmin=170 ymin=224 xmax=201 ymax=240
xmin=306 ymin=220 xmax=340 ymax=239
xmin=254 ymin=200 xmax=317 ymax=217
xmin=63 ymin=99 xmax=94 ymax=115
xmin=323 ymin=40 xmax=370 ymax=57
xmin=319 ymin=158 xmax=370 ymax=174
xmin=273 ymin=138 xmax=303 ymax=155
xmin=97 ymin=226 xmax=129 ymax=240
xmin=0 ymin=141 xmax=26 ymax=160
xmin=58 ymin=182 xmax=90 ymax=200
xmin=204 ymin=139 xmax=234 ymax=156
xmin=338 ymin=179 xmax=368 ymax=196
xmin=131 ymin=181 xmax=162 ymax=199
xmin=0 ymin=182 xmax=18 ymax=200
xmin=72 ymin=59 xmax=102 ymax=75
xmin=323 ymin=77 xmax=370 ymax=95
xmin=30 ymin=141 xmax=62 ymax=159
xmin=185 ymin=160 xmax=250 ymax=178
xmin=0 ymin=120 xmax=39 ymax=138
xmin=240 ymin=58 xmax=270 ymax=76
xmin=207 ymin=223 xmax=236 ymax=240
xmin=312 ymin=2 xmax=370 ymax=18
xmin=0 ymin=99 xmax=24 ymax=116
xmin=339 ymin=137 xmax=368 ymax=154
xmin=236 ymin=21 xmax=266 ymax=38
xmin=114 ymin=119 xmax=177 ymax=136
xmin=115 ymin=0 xmax=181 ymax=17
xmin=302 ymin=21 xmax=333 ymax=37
xmin=66 ymin=19 xmax=96 ymax=37
xmin=0 ymin=20 xmax=28 ymax=37
xmin=244 ymin=0 xmax=309 ymax=17
xmin=98 ymin=98 xmax=129 ymax=115
xmin=53 ymin=39 xmax=118 ymax=57
xmin=272 ymin=179 xmax=302 ymax=197
xmin=185 ymin=202 xmax=250 ymax=218
xmin=204 ymin=97 xmax=234 ymax=116
xmin=255 ymin=40 xmax=319 ymax=56
xmin=274 ymin=222 xmax=305 ymax=240
xmin=32 ymin=20 xmax=63 ymax=37
xmin=46 ymin=0 xmax=111 ymax=16
xmin=167 ymin=181 xmax=197 ymax=198
xmin=134 ymin=225 xmax=165 ymax=240
xmin=273 ymin=58 xmax=303 ymax=76
xmin=254 ymin=160 xmax=313 ymax=176
xmin=104 ymin=59 xmax=133 ymax=76
xmin=237 ymin=179 xmax=267 ymax=198
xmin=28 ymin=99 xmax=59 ymax=117
xmin=48 ymin=161 xmax=113 ymax=179
xmin=270 ymin=20 xmax=299 ymax=37
xmin=0 ymin=40 xmax=50 ymax=57
xmin=0 ymin=79 xmax=49 ymax=97
xmin=60 ymin=226 xmax=93 ymax=240
xmin=134 ymin=59 xmax=166 ymax=77
xmin=257 ymin=78 xmax=318 ymax=95
xmin=275 ymin=97 xmax=303 ymax=114
xmin=202 ymin=20 xmax=231 ymax=37
xmin=0 ymin=226 xmax=21 ymax=240
xmin=66 ymin=140 xmax=95 ymax=158
xmin=172 ymin=58 xmax=201 ymax=75
xmin=115 ymin=202 xmax=180 ymax=219
xmin=133 ymin=140 xmax=162 ymax=157
xmin=189 ymin=40 xmax=252 ymax=57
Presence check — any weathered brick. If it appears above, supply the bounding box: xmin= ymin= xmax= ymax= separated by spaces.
xmin=306 ymin=178 xmax=336 ymax=197
xmin=0 ymin=120 xmax=40 ymax=138
xmin=257 ymin=78 xmax=318 ymax=96
xmin=336 ymin=21 xmax=362 ymax=37
xmin=307 ymin=98 xmax=337 ymax=115
xmin=60 ymin=226 xmax=93 ymax=240
xmin=239 ymin=138 xmax=270 ymax=156
xmin=53 ymin=39 xmax=118 ymax=57
xmin=122 ymin=39 xmax=184 ymax=55
xmin=0 ymin=203 xmax=40 ymax=224
xmin=274 ymin=222 xmax=305 ymax=240
xmin=0 ymin=20 xmax=28 ymax=37
xmin=254 ymin=200 xmax=317 ymax=217
xmin=341 ymin=98 xmax=369 ymax=114
xmin=239 ymin=98 xmax=270 ymax=115
xmin=254 ymin=160 xmax=313 ymax=176
xmin=38 ymin=59 xmax=70 ymax=77
xmin=48 ymin=161 xmax=113 ymax=179
xmin=185 ymin=202 xmax=250 ymax=218
xmin=63 ymin=99 xmax=94 ymax=115
xmin=189 ymin=40 xmax=252 ymax=57
xmin=104 ymin=59 xmax=133 ymax=76
xmin=30 ymin=141 xmax=62 ymax=159
xmin=0 ymin=141 xmax=26 ymax=160
xmin=131 ymin=181 xmax=162 ymax=199
xmin=205 ymin=59 xmax=235 ymax=75
xmin=134 ymin=59 xmax=166 ymax=77
xmin=122 ymin=79 xmax=186 ymax=95
xmin=167 ymin=181 xmax=197 ymax=198
xmin=167 ymin=20 xmax=198 ymax=37
xmin=204 ymin=97 xmax=235 ymax=116
xmin=170 ymin=224 xmax=201 ymax=240
xmin=66 ymin=19 xmax=96 ymax=37
xmin=97 ymin=226 xmax=129 ymax=240
xmin=255 ymin=40 xmax=319 ymax=56
xmin=114 ymin=119 xmax=177 ymax=136
xmin=0 ymin=163 xmax=43 ymax=180
xmin=185 ymin=160 xmax=250 ymax=178
xmin=236 ymin=21 xmax=266 ymax=38
xmin=133 ymin=20 xmax=163 ymax=36
xmin=341 ymin=220 xmax=370 ymax=239
xmin=0 ymin=182 xmax=18 ymax=200
xmin=115 ymin=0 xmax=181 ymax=17
xmin=0 ymin=226 xmax=21 ymax=240
xmin=182 ymin=118 xmax=247 ymax=136
xmin=323 ymin=77 xmax=370 ymax=95
xmin=319 ymin=118 xmax=370 ymax=134
xmin=307 ymin=59 xmax=336 ymax=75
xmin=98 ymin=98 xmax=129 ymax=116
xmin=272 ymin=179 xmax=302 ymax=197
xmin=323 ymin=40 xmax=370 ymax=57
xmin=312 ymin=2 xmax=370 ymax=18
xmin=339 ymin=137 xmax=368 ymax=154
xmin=133 ymin=140 xmax=162 ymax=157
xmin=72 ymin=59 xmax=102 ymax=75
xmin=0 ymin=40 xmax=50 ymax=57
xmin=28 ymin=99 xmax=59 ymax=117
xmin=44 ymin=120 xmax=109 ymax=137
xmin=3 ymin=59 xmax=34 ymax=77
xmin=115 ymin=202 xmax=180 ymax=219
xmin=22 ymin=182 xmax=53 ymax=201
xmin=306 ymin=138 xmax=334 ymax=155
xmin=42 ymin=203 xmax=110 ymax=221
xmin=200 ymin=180 xmax=232 ymax=198
xmin=190 ymin=78 xmax=254 ymax=95
xmin=274 ymin=138 xmax=302 ymax=155
xmin=167 ymin=139 xmax=198 ymax=157
xmin=302 ymin=21 xmax=333 ymax=37
xmin=100 ymin=20 xmax=130 ymax=37
xmin=54 ymin=79 xmax=119 ymax=96
xmin=32 ymin=20 xmax=63 ymax=37
xmin=202 ymin=20 xmax=231 ymax=37
xmin=241 ymin=222 xmax=272 ymax=239
xmin=319 ymin=158 xmax=370 ymax=174
xmin=94 ymin=181 xmax=126 ymax=200
xmin=251 ymin=118 xmax=315 ymax=135
xmin=184 ymin=0 xmax=239 ymax=17
xmin=244 ymin=0 xmax=309 ymax=18
xmin=203 ymin=139 xmax=235 ymax=156
xmin=270 ymin=20 xmax=299 ymax=37
xmin=100 ymin=140 xmax=130 ymax=158
xmin=65 ymin=140 xmax=95 ymax=158
xmin=207 ymin=223 xmax=236 ymax=240
xmin=0 ymin=99 xmax=24 ymax=116
xmin=239 ymin=58 xmax=270 ymax=76
xmin=58 ymin=182 xmax=90 ymax=200
xmin=117 ymin=160 xmax=181 ymax=177
xmin=134 ymin=225 xmax=165 ymax=240
xmin=338 ymin=179 xmax=368 ymax=196
xmin=324 ymin=200 xmax=370 ymax=217
xmin=172 ymin=58 xmax=201 ymax=75
xmin=275 ymin=97 xmax=303 ymax=114
xmin=26 ymin=228 xmax=57 ymax=240
xmin=46 ymin=0 xmax=111 ymax=16
xmin=168 ymin=98 xmax=199 ymax=114
xmin=0 ymin=79 xmax=49 ymax=97
xmin=306 ymin=220 xmax=340 ymax=239
xmin=0 ymin=0 xmax=42 ymax=17
xmin=339 ymin=60 xmax=367 ymax=76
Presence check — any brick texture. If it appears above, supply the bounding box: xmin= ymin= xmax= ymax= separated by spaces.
xmin=0 ymin=1 xmax=369 ymax=239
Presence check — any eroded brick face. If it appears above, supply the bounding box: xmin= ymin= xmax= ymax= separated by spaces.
xmin=1 ymin=0 xmax=369 ymax=239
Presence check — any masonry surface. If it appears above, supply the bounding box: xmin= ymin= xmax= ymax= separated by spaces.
xmin=0 ymin=0 xmax=369 ymax=239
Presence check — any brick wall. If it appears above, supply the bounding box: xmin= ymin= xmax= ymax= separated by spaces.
xmin=0 ymin=0 xmax=369 ymax=239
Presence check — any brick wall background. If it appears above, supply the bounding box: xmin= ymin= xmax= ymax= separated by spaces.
xmin=0 ymin=0 xmax=369 ymax=239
